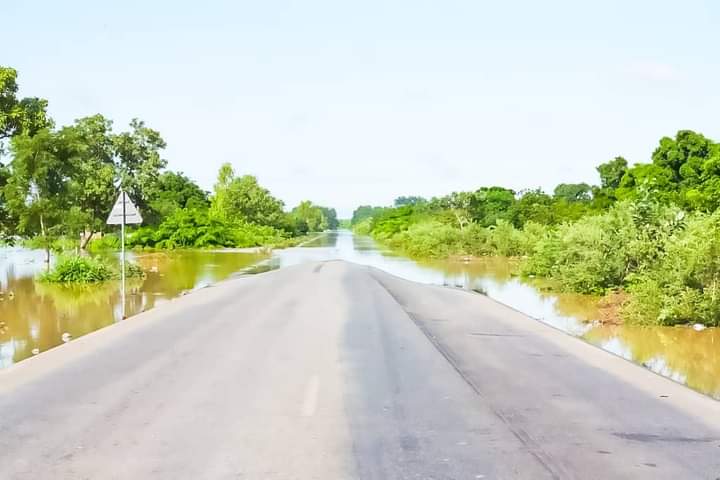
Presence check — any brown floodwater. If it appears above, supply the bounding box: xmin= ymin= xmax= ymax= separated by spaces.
xmin=0 ymin=248 xmax=266 ymax=368
xmin=1 ymin=232 xmax=718 ymax=400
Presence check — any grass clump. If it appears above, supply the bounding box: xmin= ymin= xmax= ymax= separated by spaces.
xmin=39 ymin=256 xmax=145 ymax=284
xmin=40 ymin=256 xmax=115 ymax=283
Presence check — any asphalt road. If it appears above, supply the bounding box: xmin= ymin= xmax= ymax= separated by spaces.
xmin=1 ymin=261 xmax=719 ymax=479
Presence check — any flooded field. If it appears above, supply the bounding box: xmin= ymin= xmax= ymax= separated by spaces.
xmin=0 ymin=248 xmax=266 ymax=368
xmin=1 ymin=231 xmax=718 ymax=400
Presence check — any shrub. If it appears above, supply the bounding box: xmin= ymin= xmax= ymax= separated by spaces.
xmin=390 ymin=221 xmax=463 ymax=258
xmin=87 ymin=233 xmax=121 ymax=252
xmin=623 ymin=211 xmax=720 ymax=326
xmin=40 ymin=256 xmax=116 ymax=283
xmin=352 ymin=218 xmax=373 ymax=235
xmin=127 ymin=208 xmax=287 ymax=249
xmin=39 ymin=255 xmax=145 ymax=284
xmin=521 ymin=201 xmax=680 ymax=294
xmin=124 ymin=261 xmax=146 ymax=278
xmin=487 ymin=220 xmax=524 ymax=256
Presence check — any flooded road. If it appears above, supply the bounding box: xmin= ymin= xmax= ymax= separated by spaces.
xmin=265 ymin=231 xmax=720 ymax=400
xmin=1 ymin=230 xmax=718 ymax=400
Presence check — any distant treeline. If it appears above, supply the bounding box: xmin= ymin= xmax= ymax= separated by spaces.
xmin=0 ymin=66 xmax=338 ymax=255
xmin=352 ymin=130 xmax=720 ymax=327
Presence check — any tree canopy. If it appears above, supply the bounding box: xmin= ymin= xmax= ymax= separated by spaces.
xmin=0 ymin=66 xmax=51 ymax=146
xmin=211 ymin=163 xmax=285 ymax=227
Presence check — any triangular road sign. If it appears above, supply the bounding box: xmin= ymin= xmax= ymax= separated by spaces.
xmin=106 ymin=191 xmax=143 ymax=225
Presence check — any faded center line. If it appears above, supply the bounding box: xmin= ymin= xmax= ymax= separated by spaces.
xmin=301 ymin=374 xmax=320 ymax=417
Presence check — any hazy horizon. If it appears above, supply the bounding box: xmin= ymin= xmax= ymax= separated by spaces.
xmin=5 ymin=0 xmax=719 ymax=217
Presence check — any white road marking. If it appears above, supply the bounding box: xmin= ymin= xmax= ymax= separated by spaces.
xmin=301 ymin=374 xmax=320 ymax=417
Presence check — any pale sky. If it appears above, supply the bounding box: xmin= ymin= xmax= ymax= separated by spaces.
xmin=4 ymin=0 xmax=719 ymax=217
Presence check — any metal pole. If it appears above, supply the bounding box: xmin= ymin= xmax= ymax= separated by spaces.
xmin=121 ymin=190 xmax=126 ymax=319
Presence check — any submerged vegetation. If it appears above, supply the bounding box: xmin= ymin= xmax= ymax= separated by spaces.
xmin=353 ymin=131 xmax=720 ymax=327
xmin=39 ymin=256 xmax=145 ymax=284
xmin=0 ymin=66 xmax=338 ymax=272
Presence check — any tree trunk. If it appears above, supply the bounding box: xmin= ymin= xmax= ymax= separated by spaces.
xmin=39 ymin=213 xmax=50 ymax=269
xmin=80 ymin=229 xmax=94 ymax=251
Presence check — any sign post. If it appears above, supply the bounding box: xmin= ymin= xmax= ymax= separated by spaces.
xmin=107 ymin=191 xmax=143 ymax=319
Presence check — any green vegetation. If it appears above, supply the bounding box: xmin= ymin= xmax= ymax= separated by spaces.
xmin=353 ymin=131 xmax=720 ymax=327
xmin=39 ymin=256 xmax=144 ymax=284
xmin=128 ymin=208 xmax=285 ymax=249
xmin=0 ymin=66 xmax=337 ymax=268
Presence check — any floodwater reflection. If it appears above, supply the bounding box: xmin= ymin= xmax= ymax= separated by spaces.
xmin=0 ymin=249 xmax=266 ymax=368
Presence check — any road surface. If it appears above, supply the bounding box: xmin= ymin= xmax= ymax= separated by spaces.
xmin=1 ymin=261 xmax=719 ymax=479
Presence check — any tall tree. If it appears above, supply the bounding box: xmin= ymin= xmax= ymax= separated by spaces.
xmin=471 ymin=187 xmax=516 ymax=227
xmin=63 ymin=115 xmax=117 ymax=249
xmin=593 ymin=156 xmax=629 ymax=208
xmin=3 ymin=130 xmax=77 ymax=261
xmin=146 ymin=171 xmax=209 ymax=224
xmin=113 ymin=118 xmax=167 ymax=213
xmin=394 ymin=196 xmax=427 ymax=207
xmin=210 ymin=163 xmax=285 ymax=226
xmin=0 ymin=66 xmax=51 ymax=238
xmin=291 ymin=201 xmax=327 ymax=233
xmin=511 ymin=189 xmax=555 ymax=226
xmin=0 ymin=66 xmax=51 ymax=151
xmin=553 ymin=183 xmax=592 ymax=202
xmin=652 ymin=130 xmax=715 ymax=183
xmin=318 ymin=206 xmax=339 ymax=229
xmin=0 ymin=163 xmax=11 ymax=240
xmin=597 ymin=156 xmax=628 ymax=190
xmin=351 ymin=205 xmax=385 ymax=225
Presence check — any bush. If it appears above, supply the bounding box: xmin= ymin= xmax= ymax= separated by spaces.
xmin=521 ymin=201 xmax=680 ymax=294
xmin=40 ymin=256 xmax=116 ymax=283
xmin=390 ymin=221 xmax=463 ymax=258
xmin=39 ymin=255 xmax=145 ymax=284
xmin=352 ymin=218 xmax=373 ymax=235
xmin=487 ymin=220 xmax=524 ymax=256
xmin=87 ymin=233 xmax=121 ymax=252
xmin=127 ymin=208 xmax=288 ymax=249
xmin=623 ymin=211 xmax=720 ymax=326
xmin=124 ymin=261 xmax=146 ymax=278
xmin=515 ymin=221 xmax=551 ymax=256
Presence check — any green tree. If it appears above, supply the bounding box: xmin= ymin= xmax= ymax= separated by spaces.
xmin=432 ymin=192 xmax=474 ymax=230
xmin=1 ymin=67 xmax=52 ymax=239
xmin=394 ymin=196 xmax=427 ymax=207
xmin=652 ymin=130 xmax=715 ymax=183
xmin=593 ymin=156 xmax=628 ymax=208
xmin=597 ymin=156 xmax=628 ymax=190
xmin=210 ymin=163 xmax=285 ymax=226
xmin=649 ymin=130 xmax=720 ymax=210
xmin=0 ymin=66 xmax=51 ymax=148
xmin=291 ymin=201 xmax=328 ymax=233
xmin=351 ymin=205 xmax=385 ymax=225
xmin=47 ymin=115 xmax=169 ymax=249
xmin=553 ymin=183 xmax=592 ymax=202
xmin=146 ymin=171 xmax=209 ymax=224
xmin=0 ymin=163 xmax=11 ymax=240
xmin=3 ymin=130 xmax=77 ymax=261
xmin=511 ymin=189 xmax=555 ymax=226
xmin=61 ymin=115 xmax=117 ymax=249
xmin=113 ymin=119 xmax=167 ymax=213
xmin=616 ymin=163 xmax=677 ymax=204
xmin=471 ymin=187 xmax=516 ymax=227
xmin=318 ymin=206 xmax=339 ymax=229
